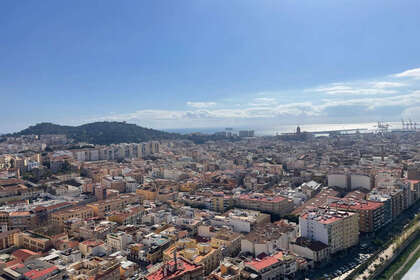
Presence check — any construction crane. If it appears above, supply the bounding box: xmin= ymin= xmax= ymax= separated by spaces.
xmin=375 ymin=121 xmax=390 ymax=134
xmin=400 ymin=119 xmax=419 ymax=131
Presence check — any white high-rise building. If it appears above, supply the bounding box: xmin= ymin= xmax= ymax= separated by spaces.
xmin=299 ymin=209 xmax=359 ymax=254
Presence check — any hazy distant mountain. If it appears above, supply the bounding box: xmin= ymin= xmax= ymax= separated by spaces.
xmin=9 ymin=122 xmax=181 ymax=145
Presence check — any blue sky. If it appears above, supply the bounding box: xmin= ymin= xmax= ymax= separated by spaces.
xmin=1 ymin=0 xmax=420 ymax=133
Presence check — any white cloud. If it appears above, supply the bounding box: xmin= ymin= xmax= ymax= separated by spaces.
xmin=99 ymin=90 xmax=420 ymax=128
xmin=394 ymin=68 xmax=420 ymax=79
xmin=186 ymin=101 xmax=217 ymax=108
xmin=313 ymin=83 xmax=398 ymax=95
xmin=96 ymin=90 xmax=420 ymax=129
xmin=95 ymin=67 xmax=420 ymax=129
xmin=310 ymin=75 xmax=412 ymax=96
xmin=318 ymin=90 xmax=420 ymax=111
xmin=254 ymin=97 xmax=276 ymax=103
xmin=249 ymin=97 xmax=277 ymax=106
xmin=369 ymin=81 xmax=405 ymax=88
xmin=98 ymin=101 xmax=322 ymax=128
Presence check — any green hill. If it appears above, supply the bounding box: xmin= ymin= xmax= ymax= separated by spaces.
xmin=10 ymin=122 xmax=181 ymax=145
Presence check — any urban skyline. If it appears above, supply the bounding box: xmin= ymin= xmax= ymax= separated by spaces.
xmin=1 ymin=1 xmax=420 ymax=279
xmin=2 ymin=0 xmax=420 ymax=132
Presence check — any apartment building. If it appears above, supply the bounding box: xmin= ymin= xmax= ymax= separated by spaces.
xmin=210 ymin=193 xmax=234 ymax=213
xmin=290 ymin=237 xmax=330 ymax=264
xmin=0 ymin=229 xmax=19 ymax=250
xmin=372 ymin=187 xmax=405 ymax=219
xmin=145 ymin=257 xmax=203 ymax=280
xmin=106 ymin=232 xmax=132 ymax=252
xmin=14 ymin=231 xmax=52 ymax=252
xmin=210 ymin=231 xmax=242 ymax=257
xmin=141 ymin=233 xmax=173 ymax=264
xmin=78 ymin=240 xmax=107 ymax=257
xmin=235 ymin=194 xmax=294 ymax=217
xmin=328 ymin=197 xmax=385 ymax=232
xmin=68 ymin=258 xmax=120 ymax=280
xmin=223 ymin=208 xmax=271 ymax=233
xmin=107 ymin=206 xmax=143 ymax=225
xmin=102 ymin=176 xmax=126 ymax=193
xmin=299 ymin=209 xmax=359 ymax=254
xmin=51 ymin=206 xmax=95 ymax=226
xmin=164 ymin=238 xmax=222 ymax=275
xmin=136 ymin=186 xmax=157 ymax=201
xmin=208 ymin=258 xmax=244 ymax=280
xmin=241 ymin=221 xmax=297 ymax=257
xmin=72 ymin=141 xmax=160 ymax=162
xmin=8 ymin=211 xmax=36 ymax=230
xmin=79 ymin=221 xmax=117 ymax=240
xmin=244 ymin=252 xmax=298 ymax=280
xmin=87 ymin=194 xmax=140 ymax=218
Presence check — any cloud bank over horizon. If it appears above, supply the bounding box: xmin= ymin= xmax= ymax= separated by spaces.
xmin=92 ymin=67 xmax=420 ymax=130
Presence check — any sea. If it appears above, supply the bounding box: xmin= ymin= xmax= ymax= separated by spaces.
xmin=165 ymin=122 xmax=411 ymax=136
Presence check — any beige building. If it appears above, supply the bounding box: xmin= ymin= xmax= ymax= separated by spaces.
xmin=235 ymin=194 xmax=294 ymax=216
xmin=299 ymin=208 xmax=359 ymax=254
xmin=211 ymin=193 xmax=234 ymax=213
xmin=87 ymin=194 xmax=140 ymax=218
xmin=210 ymin=231 xmax=242 ymax=257
xmin=51 ymin=206 xmax=95 ymax=226
xmin=164 ymin=238 xmax=222 ymax=275
xmin=208 ymin=258 xmax=244 ymax=280
xmin=136 ymin=186 xmax=157 ymax=201
xmin=0 ymin=229 xmax=19 ymax=250
xmin=106 ymin=232 xmax=132 ymax=251
xmin=14 ymin=231 xmax=52 ymax=252
xmin=68 ymin=258 xmax=120 ymax=280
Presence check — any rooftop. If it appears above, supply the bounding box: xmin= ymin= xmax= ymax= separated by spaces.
xmin=239 ymin=194 xmax=286 ymax=203
xmin=301 ymin=209 xmax=354 ymax=224
xmin=146 ymin=258 xmax=201 ymax=280
xmin=246 ymin=256 xmax=279 ymax=271
xmin=293 ymin=237 xmax=329 ymax=251
xmin=329 ymin=197 xmax=384 ymax=211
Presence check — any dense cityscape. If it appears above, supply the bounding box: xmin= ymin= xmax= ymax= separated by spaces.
xmin=3 ymin=1 xmax=420 ymax=279
xmin=0 ymin=124 xmax=419 ymax=280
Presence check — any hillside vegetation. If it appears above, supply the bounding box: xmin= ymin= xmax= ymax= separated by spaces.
xmin=9 ymin=122 xmax=180 ymax=145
